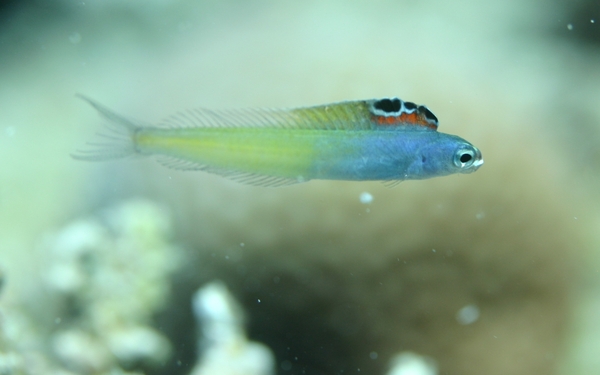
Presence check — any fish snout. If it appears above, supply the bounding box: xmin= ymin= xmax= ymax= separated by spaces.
xmin=470 ymin=148 xmax=484 ymax=172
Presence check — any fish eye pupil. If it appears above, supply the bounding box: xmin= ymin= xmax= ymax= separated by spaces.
xmin=460 ymin=153 xmax=472 ymax=164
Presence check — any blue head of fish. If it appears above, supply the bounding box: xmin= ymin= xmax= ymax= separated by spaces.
xmin=402 ymin=133 xmax=483 ymax=180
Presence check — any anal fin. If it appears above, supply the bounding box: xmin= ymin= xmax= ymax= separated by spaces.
xmin=155 ymin=155 xmax=305 ymax=187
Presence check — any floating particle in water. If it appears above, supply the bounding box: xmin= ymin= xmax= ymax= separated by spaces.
xmin=369 ymin=352 xmax=378 ymax=360
xmin=456 ymin=304 xmax=480 ymax=325
xmin=177 ymin=21 xmax=193 ymax=33
xmin=359 ymin=192 xmax=373 ymax=204
xmin=388 ymin=352 xmax=437 ymax=375
xmin=69 ymin=32 xmax=82 ymax=44
xmin=5 ymin=126 xmax=15 ymax=137
xmin=281 ymin=360 xmax=292 ymax=371
xmin=567 ymin=23 xmax=574 ymax=31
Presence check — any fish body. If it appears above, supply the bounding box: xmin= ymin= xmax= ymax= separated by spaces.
xmin=74 ymin=96 xmax=483 ymax=186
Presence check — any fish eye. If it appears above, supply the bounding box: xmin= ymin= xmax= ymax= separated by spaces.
xmin=454 ymin=148 xmax=476 ymax=168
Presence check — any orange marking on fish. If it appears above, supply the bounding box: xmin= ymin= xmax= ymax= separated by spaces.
xmin=398 ymin=112 xmax=436 ymax=129
xmin=373 ymin=115 xmax=403 ymax=125
xmin=372 ymin=112 xmax=437 ymax=130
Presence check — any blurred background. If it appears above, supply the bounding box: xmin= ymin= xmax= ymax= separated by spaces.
xmin=1 ymin=0 xmax=600 ymax=374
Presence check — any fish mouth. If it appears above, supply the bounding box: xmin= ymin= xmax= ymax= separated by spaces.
xmin=471 ymin=148 xmax=484 ymax=171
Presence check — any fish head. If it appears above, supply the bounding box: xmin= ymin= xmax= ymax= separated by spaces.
xmin=406 ymin=134 xmax=483 ymax=179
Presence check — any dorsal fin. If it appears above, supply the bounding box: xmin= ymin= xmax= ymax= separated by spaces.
xmin=157 ymin=98 xmax=439 ymax=131
xmin=366 ymin=98 xmax=439 ymax=130
xmin=157 ymin=102 xmax=373 ymax=131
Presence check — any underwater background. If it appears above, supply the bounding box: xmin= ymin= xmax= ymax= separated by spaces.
xmin=1 ymin=0 xmax=600 ymax=374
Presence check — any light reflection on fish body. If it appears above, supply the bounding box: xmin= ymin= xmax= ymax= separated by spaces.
xmin=74 ymin=96 xmax=483 ymax=186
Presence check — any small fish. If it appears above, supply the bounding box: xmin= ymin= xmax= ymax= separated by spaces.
xmin=73 ymin=96 xmax=483 ymax=186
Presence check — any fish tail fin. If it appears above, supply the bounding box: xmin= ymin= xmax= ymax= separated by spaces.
xmin=72 ymin=94 xmax=142 ymax=161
